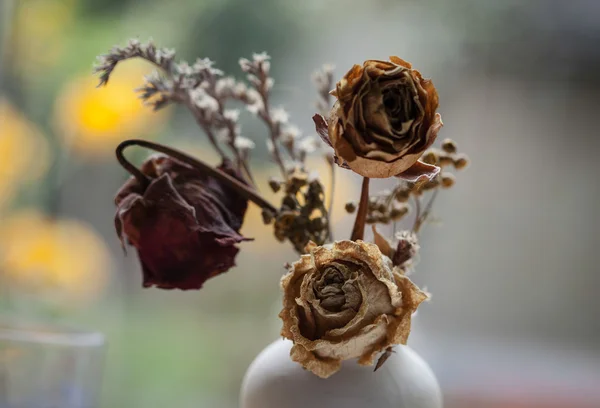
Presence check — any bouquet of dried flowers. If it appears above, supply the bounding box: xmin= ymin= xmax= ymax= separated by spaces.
xmin=95 ymin=40 xmax=469 ymax=379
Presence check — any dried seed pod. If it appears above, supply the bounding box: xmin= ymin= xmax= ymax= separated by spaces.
xmin=394 ymin=189 xmax=410 ymax=203
xmin=438 ymin=154 xmax=454 ymax=167
xmin=310 ymin=217 xmax=326 ymax=230
xmin=421 ymin=150 xmax=438 ymax=165
xmin=376 ymin=201 xmax=388 ymax=214
xmin=441 ymin=138 xmax=457 ymax=154
xmin=345 ymin=202 xmax=357 ymax=213
xmin=440 ymin=173 xmax=456 ymax=188
xmin=422 ymin=178 xmax=440 ymax=191
xmin=453 ymin=154 xmax=469 ymax=170
xmin=268 ymin=178 xmax=282 ymax=193
xmin=261 ymin=209 xmax=274 ymax=224
xmin=389 ymin=203 xmax=409 ymax=220
xmin=282 ymin=195 xmax=297 ymax=210
xmin=376 ymin=213 xmax=390 ymax=224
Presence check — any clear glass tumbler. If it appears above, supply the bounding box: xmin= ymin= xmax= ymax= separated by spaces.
xmin=0 ymin=317 xmax=105 ymax=408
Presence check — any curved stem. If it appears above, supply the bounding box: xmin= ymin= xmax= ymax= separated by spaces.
xmin=115 ymin=139 xmax=278 ymax=214
xmin=350 ymin=177 xmax=369 ymax=241
xmin=116 ymin=144 xmax=151 ymax=189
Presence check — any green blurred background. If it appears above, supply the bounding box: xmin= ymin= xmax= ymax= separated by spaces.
xmin=1 ymin=0 xmax=599 ymax=407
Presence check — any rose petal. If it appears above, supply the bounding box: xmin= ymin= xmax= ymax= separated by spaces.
xmin=312 ymin=114 xmax=332 ymax=147
xmin=395 ymin=160 xmax=440 ymax=183
xmin=372 ymin=225 xmax=394 ymax=259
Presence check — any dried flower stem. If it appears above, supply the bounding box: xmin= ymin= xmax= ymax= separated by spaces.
xmin=350 ymin=177 xmax=370 ymax=241
xmin=326 ymin=161 xmax=335 ymax=241
xmin=115 ymin=139 xmax=277 ymax=215
xmin=256 ymin=71 xmax=287 ymax=178
xmin=413 ymin=188 xmax=439 ymax=233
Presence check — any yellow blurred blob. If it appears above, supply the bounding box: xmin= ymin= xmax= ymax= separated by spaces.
xmin=54 ymin=60 xmax=169 ymax=157
xmin=0 ymin=210 xmax=111 ymax=304
xmin=0 ymin=100 xmax=51 ymax=208
xmin=12 ymin=0 xmax=77 ymax=73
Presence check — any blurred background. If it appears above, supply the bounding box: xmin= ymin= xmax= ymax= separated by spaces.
xmin=1 ymin=0 xmax=599 ymax=407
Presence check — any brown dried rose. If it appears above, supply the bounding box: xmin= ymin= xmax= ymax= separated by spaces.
xmin=324 ymin=56 xmax=442 ymax=180
xmin=114 ymin=154 xmax=250 ymax=290
xmin=279 ymin=240 xmax=427 ymax=378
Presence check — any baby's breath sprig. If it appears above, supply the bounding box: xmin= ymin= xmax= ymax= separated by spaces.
xmin=238 ymin=53 xmax=291 ymax=178
xmin=312 ymin=64 xmax=336 ymax=240
xmin=238 ymin=54 xmax=323 ymax=176
xmin=312 ymin=64 xmax=335 ymax=117
xmin=94 ymin=39 xmax=255 ymax=183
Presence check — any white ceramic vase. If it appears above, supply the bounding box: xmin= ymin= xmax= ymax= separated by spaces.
xmin=240 ymin=338 xmax=442 ymax=408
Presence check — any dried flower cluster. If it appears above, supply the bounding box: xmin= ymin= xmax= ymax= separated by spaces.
xmin=96 ymin=39 xmax=469 ymax=378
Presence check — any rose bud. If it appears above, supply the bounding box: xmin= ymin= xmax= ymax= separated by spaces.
xmin=327 ymin=57 xmax=442 ymax=180
xmin=114 ymin=154 xmax=251 ymax=290
xmin=279 ymin=240 xmax=427 ymax=378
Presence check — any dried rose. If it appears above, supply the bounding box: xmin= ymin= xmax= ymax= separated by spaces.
xmin=114 ymin=154 xmax=250 ymax=290
xmin=279 ymin=240 xmax=427 ymax=378
xmin=325 ymin=57 xmax=442 ymax=180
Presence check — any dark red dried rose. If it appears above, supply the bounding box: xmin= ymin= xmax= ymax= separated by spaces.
xmin=114 ymin=154 xmax=250 ymax=290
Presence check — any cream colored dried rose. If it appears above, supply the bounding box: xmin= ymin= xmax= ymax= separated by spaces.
xmin=328 ymin=56 xmax=442 ymax=179
xmin=279 ymin=240 xmax=427 ymax=378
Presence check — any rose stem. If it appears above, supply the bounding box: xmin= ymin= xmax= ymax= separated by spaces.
xmin=115 ymin=139 xmax=278 ymax=215
xmin=350 ymin=177 xmax=370 ymax=241
xmin=413 ymin=188 xmax=439 ymax=233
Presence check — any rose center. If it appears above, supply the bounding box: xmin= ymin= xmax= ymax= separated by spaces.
xmin=313 ymin=264 xmax=362 ymax=313
xmin=382 ymin=87 xmax=416 ymax=125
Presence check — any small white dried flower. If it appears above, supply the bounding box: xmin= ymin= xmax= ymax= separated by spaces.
xmin=266 ymin=139 xmax=274 ymax=154
xmin=215 ymin=77 xmax=236 ymax=96
xmin=245 ymin=88 xmax=261 ymax=103
xmin=233 ymin=82 xmax=248 ymax=97
xmin=234 ymin=136 xmax=256 ymax=151
xmin=247 ymin=74 xmax=261 ymax=87
xmin=190 ymin=88 xmax=219 ymax=115
xmin=216 ymin=128 xmax=231 ymax=144
xmin=128 ymin=38 xmax=141 ymax=48
xmin=176 ymin=61 xmax=193 ymax=76
xmin=261 ymin=60 xmax=271 ymax=73
xmin=265 ymin=77 xmax=275 ymax=90
xmin=246 ymin=102 xmax=263 ymax=116
xmin=239 ymin=58 xmax=252 ymax=72
xmin=271 ymin=107 xmax=289 ymax=124
xmin=252 ymin=52 xmax=270 ymax=63
xmin=223 ymin=109 xmax=240 ymax=122
xmin=161 ymin=48 xmax=176 ymax=60
xmin=298 ymin=136 xmax=319 ymax=154
xmin=322 ymin=63 xmax=335 ymax=74
xmin=209 ymin=67 xmax=224 ymax=77
xmin=193 ymin=57 xmax=214 ymax=71
xmin=284 ymin=125 xmax=301 ymax=139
